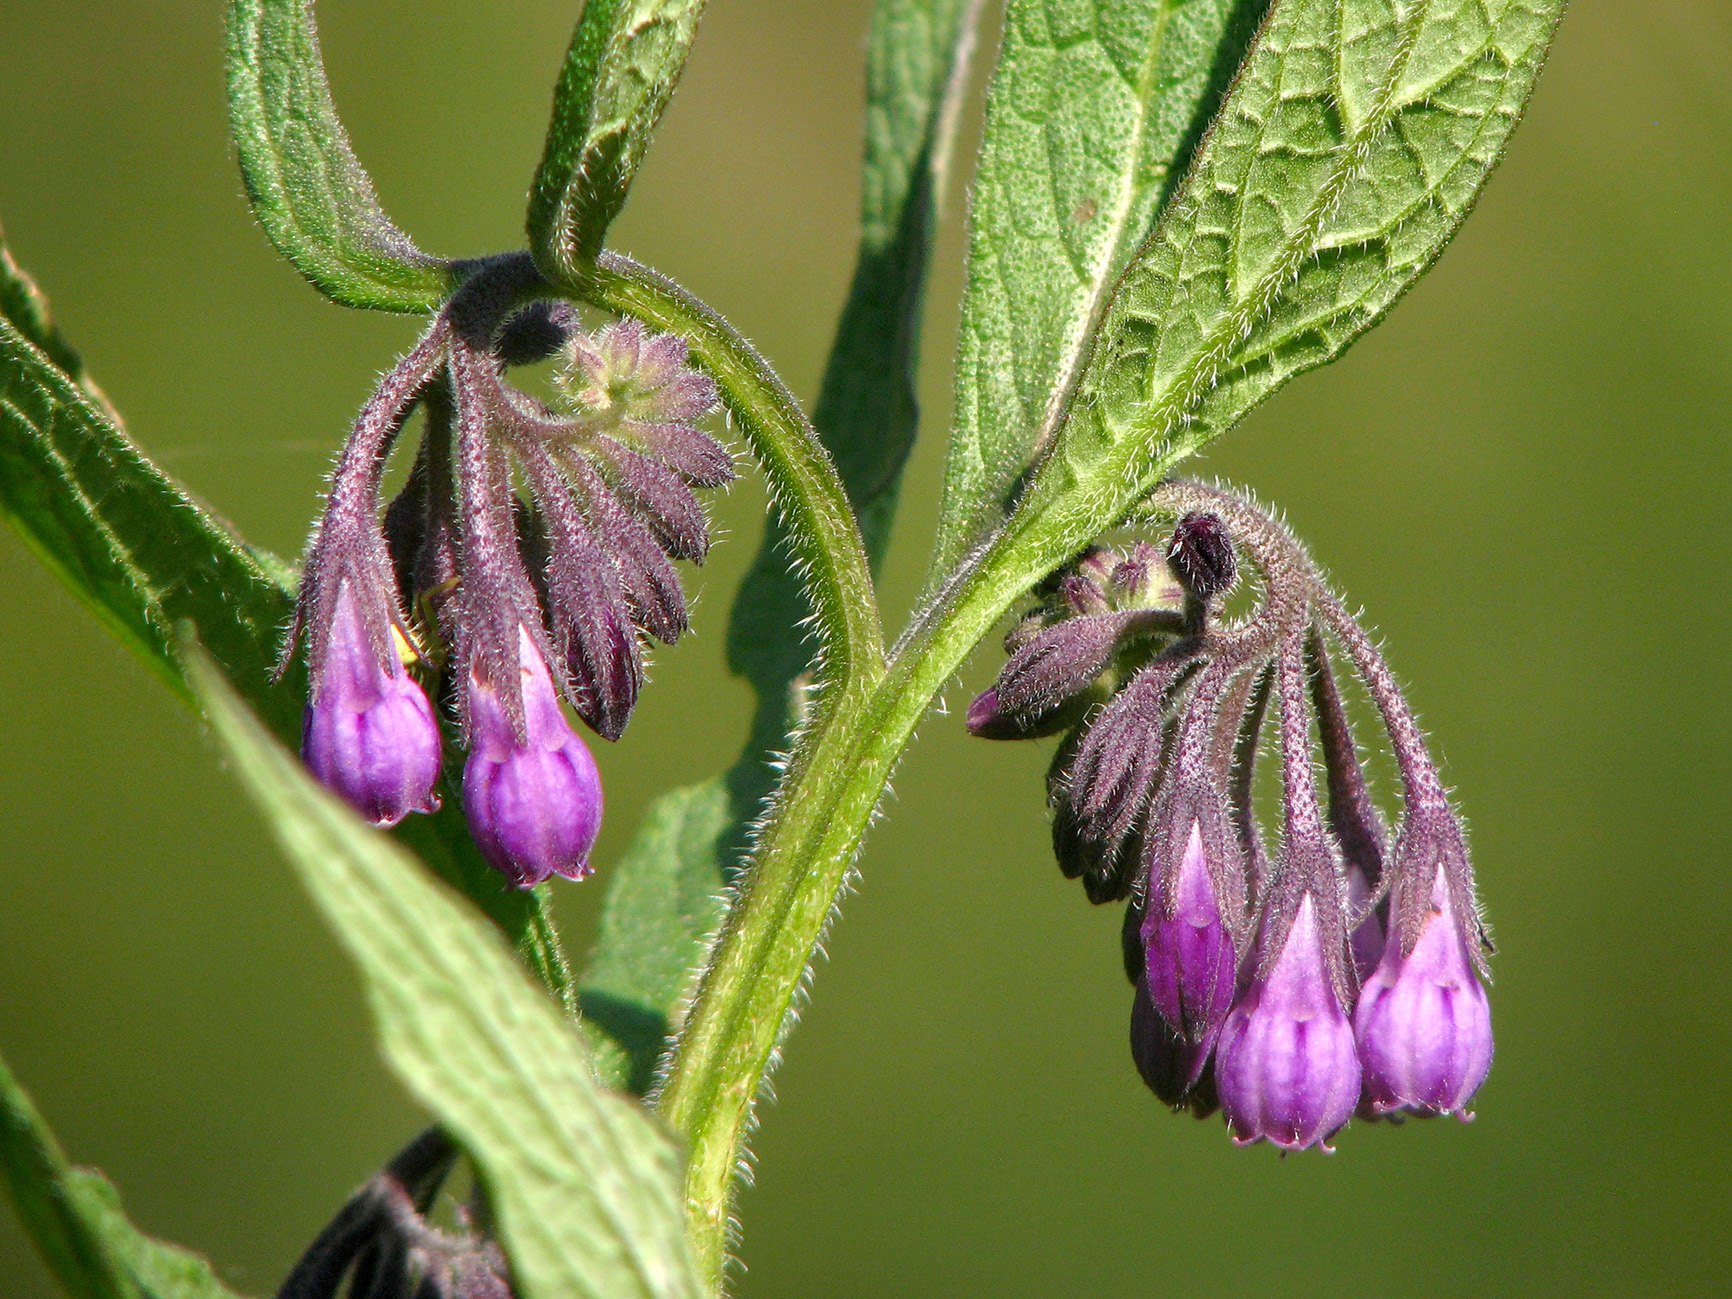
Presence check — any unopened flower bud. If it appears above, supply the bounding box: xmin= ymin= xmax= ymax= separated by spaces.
xmin=1354 ymin=862 xmax=1492 ymax=1119
xmin=1345 ymin=861 xmax=1385 ymax=985
xmin=1215 ymin=894 xmax=1362 ymax=1151
xmin=302 ymin=583 xmax=442 ymax=827
xmin=1166 ymin=511 xmax=1237 ymax=601
xmin=1130 ymin=979 xmax=1219 ymax=1115
xmin=462 ymin=630 xmax=603 ymax=888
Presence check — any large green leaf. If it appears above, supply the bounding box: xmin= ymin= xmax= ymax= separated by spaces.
xmin=578 ymin=0 xmax=980 ymax=1092
xmin=226 ymin=0 xmax=450 ymax=313
xmin=1028 ymin=0 xmax=1567 ymax=537
xmin=930 ymin=0 xmax=1271 ymax=575
xmin=0 ymin=225 xmax=301 ymax=737
xmin=528 ymin=1 xmax=708 ymax=282
xmin=1 ymin=1051 xmax=248 ymax=1299
xmin=189 ymin=652 xmax=702 ymax=1299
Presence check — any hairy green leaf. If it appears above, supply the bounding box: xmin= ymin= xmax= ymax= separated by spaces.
xmin=1029 ymin=0 xmax=1567 ymax=540
xmin=931 ymin=0 xmax=1270 ymax=575
xmin=0 ymin=227 xmax=300 ymax=737
xmin=226 ymin=0 xmax=450 ymax=312
xmin=1 ymin=1051 xmax=248 ymax=1299
xmin=529 ymin=1 xmax=708 ymax=282
xmin=578 ymin=0 xmax=980 ymax=1092
xmin=190 ymin=653 xmax=702 ymax=1299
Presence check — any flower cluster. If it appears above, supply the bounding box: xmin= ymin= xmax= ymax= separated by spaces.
xmin=970 ymin=481 xmax=1493 ymax=1151
xmin=278 ymin=1129 xmax=515 ymax=1299
xmin=287 ymin=256 xmax=729 ymax=888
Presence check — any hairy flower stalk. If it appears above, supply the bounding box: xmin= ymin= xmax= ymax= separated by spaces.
xmin=286 ymin=256 xmax=728 ymax=886
xmin=969 ymin=479 xmax=1495 ymax=1148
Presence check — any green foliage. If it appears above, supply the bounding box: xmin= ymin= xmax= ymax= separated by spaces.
xmin=1023 ymin=0 xmax=1568 ymax=544
xmin=190 ymin=652 xmax=703 ymax=1299
xmin=529 ymin=1 xmax=709 ymax=283
xmin=0 ymin=225 xmax=301 ymax=739
xmin=932 ymin=0 xmax=1271 ymax=575
xmin=577 ymin=0 xmax=979 ymax=1095
xmin=1 ymin=1053 xmax=247 ymax=1299
xmin=226 ymin=1 xmax=450 ymax=312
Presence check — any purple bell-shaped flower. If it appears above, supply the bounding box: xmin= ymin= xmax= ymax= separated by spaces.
xmin=1354 ymin=857 xmax=1493 ymax=1119
xmin=301 ymin=582 xmax=443 ymax=827
xmin=1142 ymin=814 xmax=1239 ymax=1053
xmin=1214 ymin=893 xmax=1363 ymax=1152
xmin=462 ymin=629 xmax=604 ymax=888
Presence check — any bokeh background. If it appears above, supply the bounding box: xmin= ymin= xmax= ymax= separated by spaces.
xmin=3 ymin=2 xmax=1728 ymax=1295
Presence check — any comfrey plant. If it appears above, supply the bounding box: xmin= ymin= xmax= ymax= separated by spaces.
xmin=0 ymin=2 xmax=1563 ymax=1296
xmin=970 ymin=483 xmax=1493 ymax=1149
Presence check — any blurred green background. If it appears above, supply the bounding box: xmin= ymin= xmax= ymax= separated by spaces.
xmin=3 ymin=2 xmax=1729 ymax=1295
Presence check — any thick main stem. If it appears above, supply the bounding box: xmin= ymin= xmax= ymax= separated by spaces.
xmin=653 ymin=514 xmax=1059 ymax=1287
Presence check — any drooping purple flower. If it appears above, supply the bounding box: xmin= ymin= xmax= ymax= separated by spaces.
xmin=1139 ymin=661 xmax=1249 ymax=1048
xmin=1308 ymin=630 xmax=1388 ymax=983
xmin=1354 ymin=857 xmax=1493 ymax=1120
xmin=1142 ymin=815 xmax=1240 ymax=1046
xmin=1214 ymin=893 xmax=1363 ymax=1152
xmin=462 ymin=628 xmax=603 ymax=889
xmin=301 ymin=581 xmax=442 ymax=827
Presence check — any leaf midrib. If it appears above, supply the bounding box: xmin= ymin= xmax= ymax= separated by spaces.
xmin=1076 ymin=0 xmax=1434 ymax=490
xmin=1023 ymin=0 xmax=1184 ymax=470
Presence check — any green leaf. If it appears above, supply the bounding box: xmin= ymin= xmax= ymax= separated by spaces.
xmin=578 ymin=0 xmax=980 ymax=1092
xmin=226 ymin=1 xmax=451 ymax=313
xmin=529 ymin=1 xmax=708 ymax=282
xmin=930 ymin=0 xmax=1271 ymax=575
xmin=1 ymin=1050 xmax=249 ymax=1299
xmin=0 ymin=226 xmax=301 ymax=738
xmin=188 ymin=651 xmax=703 ymax=1299
xmin=1028 ymin=0 xmax=1567 ymax=541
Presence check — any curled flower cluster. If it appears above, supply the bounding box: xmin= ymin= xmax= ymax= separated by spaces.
xmin=970 ymin=480 xmax=1493 ymax=1151
xmin=278 ymin=1129 xmax=515 ymax=1299
xmin=287 ymin=256 xmax=729 ymax=888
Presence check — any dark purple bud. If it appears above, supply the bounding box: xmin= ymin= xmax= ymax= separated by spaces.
xmin=1345 ymin=861 xmax=1386 ymax=985
xmin=278 ymin=1128 xmax=516 ymax=1299
xmin=1059 ymin=571 xmax=1112 ymax=616
xmin=1049 ymin=795 xmax=1138 ymax=904
xmin=462 ymin=630 xmax=603 ymax=888
xmin=1142 ymin=813 xmax=1240 ymax=1045
xmin=1130 ymin=979 xmax=1219 ymax=1115
xmin=1063 ymin=665 xmax=1171 ymax=845
xmin=519 ymin=444 xmax=643 ymax=739
xmin=302 ymin=583 xmax=442 ymax=827
xmin=1354 ymin=861 xmax=1493 ymax=1120
xmin=1167 ymin=511 xmax=1237 ymax=601
xmin=494 ymin=301 xmax=581 ymax=368
xmin=994 ymin=612 xmax=1143 ymax=721
xmin=1122 ymin=901 xmax=1146 ymax=985
xmin=594 ymin=440 xmax=711 ymax=562
xmin=626 ymin=421 xmax=736 ymax=487
xmin=965 ymin=687 xmax=1017 ymax=739
xmin=1214 ymin=894 xmax=1363 ymax=1152
xmin=567 ymin=458 xmax=689 ymax=645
